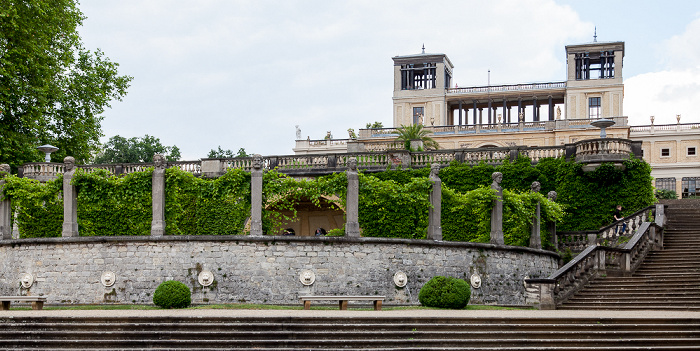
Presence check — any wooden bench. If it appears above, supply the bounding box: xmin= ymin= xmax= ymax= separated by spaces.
xmin=300 ymin=295 xmax=385 ymax=310
xmin=0 ymin=296 xmax=47 ymax=310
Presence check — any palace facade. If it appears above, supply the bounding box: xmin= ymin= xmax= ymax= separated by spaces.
xmin=293 ymin=40 xmax=700 ymax=198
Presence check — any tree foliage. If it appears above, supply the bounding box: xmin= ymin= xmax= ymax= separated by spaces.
xmin=395 ymin=124 xmax=440 ymax=150
xmin=207 ymin=146 xmax=248 ymax=159
xmin=94 ymin=135 xmax=180 ymax=164
xmin=365 ymin=121 xmax=384 ymax=129
xmin=0 ymin=0 xmax=132 ymax=169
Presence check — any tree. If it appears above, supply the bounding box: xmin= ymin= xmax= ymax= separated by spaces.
xmin=93 ymin=135 xmax=180 ymax=164
xmin=0 ymin=0 xmax=132 ymax=170
xmin=207 ymin=146 xmax=248 ymax=159
xmin=395 ymin=124 xmax=440 ymax=150
xmin=365 ymin=121 xmax=384 ymax=129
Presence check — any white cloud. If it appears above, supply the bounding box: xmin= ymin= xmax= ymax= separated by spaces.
xmin=625 ymin=16 xmax=700 ymax=125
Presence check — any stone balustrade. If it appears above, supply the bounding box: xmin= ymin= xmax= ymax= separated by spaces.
xmin=556 ymin=205 xmax=655 ymax=253
xmin=527 ymin=204 xmax=665 ymax=309
xmin=18 ymin=140 xmax=639 ymax=182
xmin=574 ymin=138 xmax=638 ymax=171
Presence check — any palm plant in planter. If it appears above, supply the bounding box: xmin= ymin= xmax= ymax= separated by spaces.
xmin=395 ymin=124 xmax=440 ymax=151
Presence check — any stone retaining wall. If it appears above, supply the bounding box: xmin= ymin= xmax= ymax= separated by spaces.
xmin=0 ymin=236 xmax=558 ymax=306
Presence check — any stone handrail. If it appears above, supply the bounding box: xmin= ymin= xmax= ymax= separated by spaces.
xmin=574 ymin=138 xmax=634 ymax=165
xmin=556 ymin=205 xmax=655 ymax=253
xmin=527 ymin=204 xmax=665 ymax=309
xmin=630 ymin=122 xmax=700 ymax=133
xmin=447 ymin=81 xmax=566 ymax=94
xmin=21 ymin=162 xmax=65 ymax=181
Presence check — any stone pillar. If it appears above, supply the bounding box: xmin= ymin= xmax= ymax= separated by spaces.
xmin=250 ymin=154 xmax=264 ymax=236
xmin=458 ymin=101 xmax=463 ymax=125
xmin=487 ymin=100 xmax=492 ymax=124
xmin=345 ymin=158 xmax=360 ymax=237
xmin=150 ymin=154 xmax=166 ymax=236
xmin=473 ymin=101 xmax=478 ymax=125
xmin=427 ymin=164 xmax=442 ymax=241
xmin=539 ymin=281 xmax=556 ymax=310
xmin=490 ymin=172 xmax=504 ymax=245
xmin=533 ymin=98 xmax=539 ymax=122
xmin=61 ymin=156 xmax=79 ymax=237
xmin=530 ymin=181 xmax=542 ymax=249
xmin=548 ymin=96 xmax=554 ymax=121
xmin=547 ymin=191 xmax=558 ymax=249
xmin=0 ymin=164 xmax=11 ymax=240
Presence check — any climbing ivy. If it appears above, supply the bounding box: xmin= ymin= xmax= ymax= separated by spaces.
xmin=1 ymin=175 xmax=63 ymax=238
xmin=164 ymin=167 xmax=250 ymax=235
xmin=72 ymin=168 xmax=153 ymax=236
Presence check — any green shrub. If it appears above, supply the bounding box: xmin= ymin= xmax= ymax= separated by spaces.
xmin=153 ymin=280 xmax=191 ymax=309
xmin=655 ymin=189 xmax=677 ymax=200
xmin=418 ymin=276 xmax=471 ymax=309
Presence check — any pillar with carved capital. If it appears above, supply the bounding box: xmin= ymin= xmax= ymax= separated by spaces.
xmin=62 ymin=156 xmax=79 ymax=237
xmin=490 ymin=172 xmax=504 ymax=245
xmin=151 ymin=154 xmax=166 ymax=236
xmin=345 ymin=158 xmax=360 ymax=237
xmin=427 ymin=164 xmax=442 ymax=241
xmin=250 ymin=154 xmax=264 ymax=236
xmin=0 ymin=164 xmax=11 ymax=240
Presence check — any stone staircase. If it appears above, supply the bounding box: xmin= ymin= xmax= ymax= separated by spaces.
xmin=561 ymin=201 xmax=700 ymax=310
xmin=1 ymin=315 xmax=700 ymax=350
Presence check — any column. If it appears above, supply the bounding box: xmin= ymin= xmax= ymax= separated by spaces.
xmin=490 ymin=172 xmax=504 ymax=245
xmin=473 ymin=101 xmax=478 ymax=125
xmin=479 ymin=108 xmax=483 ymax=125
xmin=250 ymin=154 xmax=264 ymax=236
xmin=548 ymin=96 xmax=554 ymax=121
xmin=458 ymin=101 xmax=463 ymax=126
xmin=487 ymin=100 xmax=492 ymax=124
xmin=345 ymin=158 xmax=360 ymax=237
xmin=427 ymin=164 xmax=442 ymax=241
xmin=62 ymin=156 xmax=79 ymax=237
xmin=502 ymin=100 xmax=507 ymax=124
xmin=530 ymin=181 xmax=542 ymax=249
xmin=533 ymin=98 xmax=539 ymax=122
xmin=0 ymin=164 xmax=11 ymax=240
xmin=518 ymin=98 xmax=523 ymax=122
xmin=151 ymin=154 xmax=166 ymax=236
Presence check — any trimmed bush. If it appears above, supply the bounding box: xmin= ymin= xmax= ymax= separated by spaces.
xmin=418 ymin=276 xmax=471 ymax=309
xmin=153 ymin=280 xmax=191 ymax=309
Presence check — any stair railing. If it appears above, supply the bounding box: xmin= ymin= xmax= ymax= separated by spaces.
xmin=557 ymin=205 xmax=657 ymax=254
xmin=526 ymin=204 xmax=665 ymax=309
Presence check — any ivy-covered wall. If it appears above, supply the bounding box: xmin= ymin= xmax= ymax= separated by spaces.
xmin=0 ymin=156 xmax=654 ymax=242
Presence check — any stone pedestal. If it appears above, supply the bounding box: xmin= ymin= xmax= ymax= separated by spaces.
xmin=345 ymin=158 xmax=360 ymax=237
xmin=490 ymin=172 xmax=504 ymax=245
xmin=61 ymin=157 xmax=79 ymax=237
xmin=427 ymin=164 xmax=442 ymax=241
xmin=0 ymin=164 xmax=11 ymax=240
xmin=250 ymin=155 xmax=263 ymax=236
xmin=530 ymin=202 xmax=541 ymax=249
xmin=150 ymin=154 xmax=166 ymax=236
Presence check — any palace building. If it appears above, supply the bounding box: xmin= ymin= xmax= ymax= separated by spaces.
xmin=293 ymin=40 xmax=700 ymax=198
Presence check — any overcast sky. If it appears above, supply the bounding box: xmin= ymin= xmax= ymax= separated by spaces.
xmin=77 ymin=0 xmax=700 ymax=160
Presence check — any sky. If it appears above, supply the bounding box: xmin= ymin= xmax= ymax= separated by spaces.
xmin=77 ymin=0 xmax=700 ymax=160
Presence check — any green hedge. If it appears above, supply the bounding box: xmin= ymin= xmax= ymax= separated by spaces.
xmin=2 ymin=175 xmax=63 ymax=238
xmin=418 ymin=276 xmax=471 ymax=309
xmin=153 ymin=280 xmax=191 ymax=309
xmin=72 ymin=169 xmax=152 ymax=236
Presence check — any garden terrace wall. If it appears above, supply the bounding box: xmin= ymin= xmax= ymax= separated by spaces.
xmin=0 ymin=236 xmax=558 ymax=306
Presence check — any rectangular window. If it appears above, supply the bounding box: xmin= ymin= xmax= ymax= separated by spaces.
xmin=413 ymin=107 xmax=424 ymax=125
xmin=401 ymin=63 xmax=437 ymax=90
xmin=589 ymin=97 xmax=601 ymax=119
xmin=661 ymin=148 xmax=670 ymax=157
xmin=688 ymin=147 xmax=697 ymax=156
xmin=656 ymin=178 xmax=676 ymax=192
xmin=682 ymin=177 xmax=699 ymax=198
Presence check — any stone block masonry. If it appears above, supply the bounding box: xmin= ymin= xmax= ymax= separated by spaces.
xmin=0 ymin=236 xmax=558 ymax=306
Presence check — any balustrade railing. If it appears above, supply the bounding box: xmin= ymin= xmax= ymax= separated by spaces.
xmin=574 ymin=138 xmax=633 ymax=164
xmin=527 ymin=204 xmax=664 ymax=309
xmin=21 ymin=163 xmax=64 ymax=181
xmin=630 ymin=122 xmax=700 ymax=133
xmin=447 ymin=81 xmax=566 ymax=94
xmin=557 ymin=205 xmax=655 ymax=253
xmin=411 ymin=151 xmax=455 ymax=168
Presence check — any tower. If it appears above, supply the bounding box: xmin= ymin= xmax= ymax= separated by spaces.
xmin=392 ymin=47 xmax=453 ymax=127
xmin=565 ymin=41 xmax=625 ymax=120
